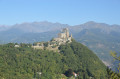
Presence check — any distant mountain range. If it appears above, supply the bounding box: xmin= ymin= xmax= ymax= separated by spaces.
xmin=0 ymin=21 xmax=120 ymax=68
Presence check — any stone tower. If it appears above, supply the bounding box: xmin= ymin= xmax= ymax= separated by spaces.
xmin=62 ymin=28 xmax=69 ymax=38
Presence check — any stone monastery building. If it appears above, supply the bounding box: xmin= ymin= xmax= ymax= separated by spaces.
xmin=32 ymin=28 xmax=72 ymax=50
xmin=52 ymin=28 xmax=72 ymax=45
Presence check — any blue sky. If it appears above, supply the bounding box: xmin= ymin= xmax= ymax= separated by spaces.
xmin=0 ymin=0 xmax=120 ymax=25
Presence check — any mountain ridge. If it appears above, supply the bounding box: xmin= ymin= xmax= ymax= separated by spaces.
xmin=1 ymin=21 xmax=120 ymax=33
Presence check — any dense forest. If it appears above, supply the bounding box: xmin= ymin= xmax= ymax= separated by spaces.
xmin=0 ymin=40 xmax=119 ymax=79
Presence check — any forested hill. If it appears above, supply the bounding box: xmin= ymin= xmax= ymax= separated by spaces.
xmin=0 ymin=40 xmax=108 ymax=79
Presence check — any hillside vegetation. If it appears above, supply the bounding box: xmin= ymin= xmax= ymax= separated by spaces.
xmin=0 ymin=40 xmax=108 ymax=79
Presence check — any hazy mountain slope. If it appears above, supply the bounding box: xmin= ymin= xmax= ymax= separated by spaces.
xmin=0 ymin=25 xmax=11 ymax=31
xmin=9 ymin=21 xmax=69 ymax=33
xmin=10 ymin=31 xmax=60 ymax=43
xmin=0 ymin=21 xmax=68 ymax=43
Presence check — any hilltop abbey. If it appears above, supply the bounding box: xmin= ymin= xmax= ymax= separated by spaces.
xmin=32 ymin=28 xmax=72 ymax=51
xmin=52 ymin=28 xmax=72 ymax=45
